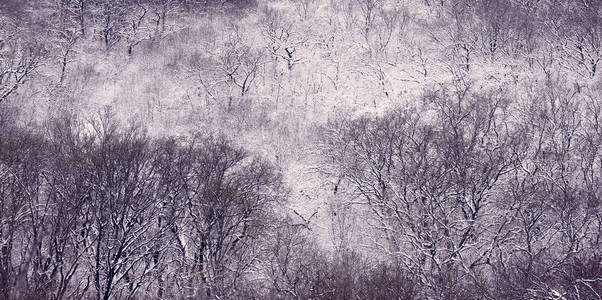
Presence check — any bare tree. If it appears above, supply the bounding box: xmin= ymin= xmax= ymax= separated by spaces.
xmin=260 ymin=6 xmax=307 ymax=71
xmin=474 ymin=0 xmax=516 ymax=60
xmin=91 ymin=0 xmax=126 ymax=51
xmin=289 ymin=0 xmax=319 ymax=20
xmin=0 ymin=14 xmax=43 ymax=103
xmin=120 ymin=0 xmax=158 ymax=56
xmin=148 ymin=0 xmax=179 ymax=35
xmin=547 ymin=0 xmax=602 ymax=78
xmin=56 ymin=0 xmax=88 ymax=36
xmin=219 ymin=25 xmax=264 ymax=97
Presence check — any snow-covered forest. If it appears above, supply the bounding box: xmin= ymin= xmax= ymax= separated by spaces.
xmin=0 ymin=0 xmax=601 ymax=298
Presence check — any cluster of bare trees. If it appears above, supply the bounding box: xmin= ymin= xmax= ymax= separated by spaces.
xmin=1 ymin=0 xmax=602 ymax=299
xmin=0 ymin=1 xmax=44 ymax=103
xmin=2 ymin=0 xmax=600 ymax=107
xmin=0 ymin=109 xmax=287 ymax=299
xmin=0 ymin=107 xmax=450 ymax=299
xmin=319 ymin=78 xmax=602 ymax=299
xmin=0 ymin=0 xmax=260 ymax=102
xmin=426 ymin=0 xmax=602 ymax=78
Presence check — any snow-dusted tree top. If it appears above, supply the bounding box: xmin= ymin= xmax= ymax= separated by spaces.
xmin=0 ymin=0 xmax=601 ymax=298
